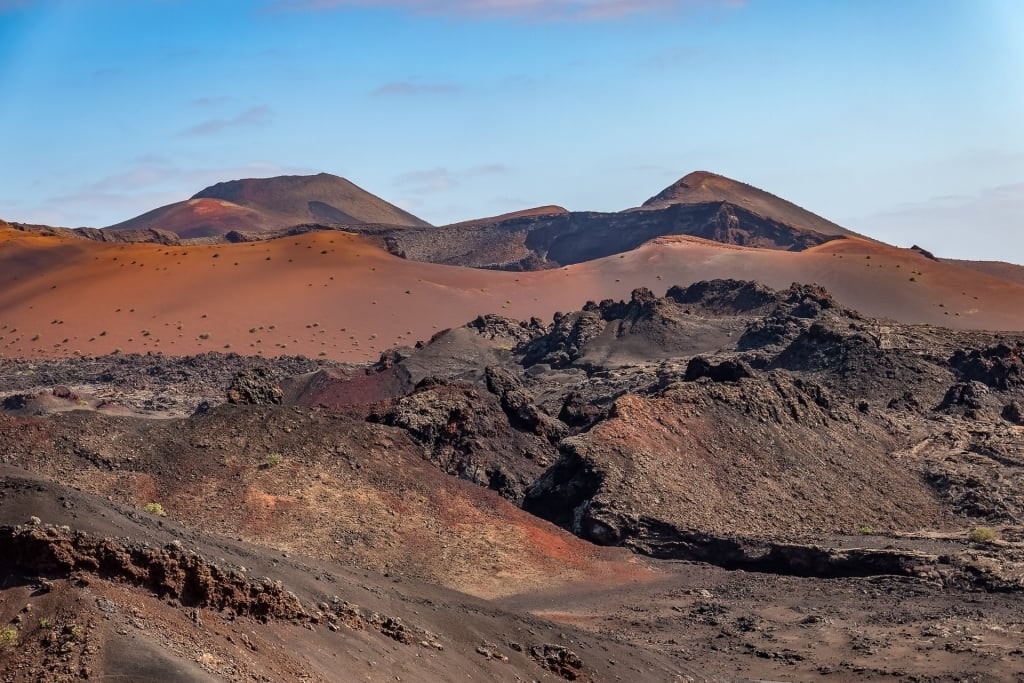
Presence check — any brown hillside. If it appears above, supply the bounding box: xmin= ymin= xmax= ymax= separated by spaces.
xmin=640 ymin=170 xmax=860 ymax=238
xmin=105 ymin=173 xmax=429 ymax=238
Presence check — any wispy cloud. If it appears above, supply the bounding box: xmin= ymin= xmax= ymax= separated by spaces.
xmin=852 ymin=182 xmax=1024 ymax=262
xmin=394 ymin=167 xmax=457 ymax=192
xmin=371 ymin=81 xmax=462 ymax=97
xmin=394 ymin=163 xmax=510 ymax=194
xmin=182 ymin=105 xmax=272 ymax=136
xmin=644 ymin=45 xmax=703 ymax=69
xmin=271 ymin=0 xmax=744 ymax=21
xmin=470 ymin=163 xmax=509 ymax=175
xmin=10 ymin=159 xmax=318 ymax=228
xmin=190 ymin=95 xmax=235 ymax=107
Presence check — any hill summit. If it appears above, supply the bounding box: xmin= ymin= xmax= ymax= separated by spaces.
xmin=106 ymin=172 xmax=430 ymax=238
xmin=640 ymin=170 xmax=858 ymax=239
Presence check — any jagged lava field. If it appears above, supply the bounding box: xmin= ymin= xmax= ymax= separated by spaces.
xmin=1 ymin=171 xmax=1024 ymax=682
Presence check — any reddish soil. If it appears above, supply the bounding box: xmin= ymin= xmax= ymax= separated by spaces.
xmin=3 ymin=228 xmax=1024 ymax=364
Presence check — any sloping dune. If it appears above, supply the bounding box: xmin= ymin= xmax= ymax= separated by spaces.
xmin=2 ymin=226 xmax=1024 ymax=362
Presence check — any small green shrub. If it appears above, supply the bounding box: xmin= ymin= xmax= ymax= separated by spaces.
xmin=858 ymin=525 xmax=873 ymax=535
xmin=968 ymin=527 xmax=996 ymax=544
xmin=264 ymin=453 xmax=284 ymax=468
xmin=0 ymin=627 xmax=17 ymax=650
xmin=143 ymin=502 xmax=166 ymax=517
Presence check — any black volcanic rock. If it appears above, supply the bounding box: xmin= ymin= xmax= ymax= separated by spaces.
xmin=684 ymin=357 xmax=753 ymax=383
xmin=1003 ymin=401 xmax=1024 ymax=425
xmin=226 ymin=368 xmax=283 ymax=405
xmin=949 ymin=343 xmax=1024 ymax=390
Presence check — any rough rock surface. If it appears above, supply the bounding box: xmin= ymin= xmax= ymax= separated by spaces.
xmin=226 ymin=368 xmax=283 ymax=405
xmin=5 ymin=278 xmax=1024 ymax=681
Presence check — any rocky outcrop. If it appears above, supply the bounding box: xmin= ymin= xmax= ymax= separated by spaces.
xmin=1003 ymin=401 xmax=1024 ymax=425
xmin=529 ymin=644 xmax=588 ymax=681
xmin=684 ymin=357 xmax=752 ymax=383
xmin=368 ymin=379 xmax=555 ymax=500
xmin=484 ymin=367 xmax=566 ymax=443
xmin=0 ymin=525 xmax=307 ymax=621
xmin=665 ymin=279 xmax=780 ymax=316
xmin=226 ymin=368 xmax=283 ymax=405
xmin=950 ymin=343 xmax=1024 ymax=390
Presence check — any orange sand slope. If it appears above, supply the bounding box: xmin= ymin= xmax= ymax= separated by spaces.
xmin=3 ymin=226 xmax=1024 ymax=362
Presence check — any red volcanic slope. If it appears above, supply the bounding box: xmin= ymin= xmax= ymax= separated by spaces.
xmin=941 ymin=258 xmax=1024 ymax=285
xmin=105 ymin=173 xmax=430 ymax=238
xmin=2 ymin=225 xmax=1024 ymax=363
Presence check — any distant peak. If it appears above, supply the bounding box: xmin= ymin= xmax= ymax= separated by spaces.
xmin=677 ymin=170 xmax=728 ymax=185
xmin=639 ymin=170 xmax=859 ymax=239
xmin=656 ymin=171 xmax=745 ymax=196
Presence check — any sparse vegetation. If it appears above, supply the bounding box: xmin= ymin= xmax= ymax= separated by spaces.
xmin=858 ymin=525 xmax=873 ymax=535
xmin=264 ymin=452 xmax=284 ymax=468
xmin=143 ymin=502 xmax=167 ymax=517
xmin=0 ymin=627 xmax=18 ymax=651
xmin=968 ymin=527 xmax=996 ymax=544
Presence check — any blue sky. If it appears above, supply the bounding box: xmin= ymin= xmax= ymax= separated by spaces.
xmin=1 ymin=0 xmax=1022 ymax=261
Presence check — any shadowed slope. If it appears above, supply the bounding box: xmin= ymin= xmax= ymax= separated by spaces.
xmin=639 ymin=170 xmax=861 ymax=238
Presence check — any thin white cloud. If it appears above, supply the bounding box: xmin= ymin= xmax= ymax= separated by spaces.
xmin=469 ymin=163 xmax=509 ymax=175
xmin=393 ymin=163 xmax=511 ymax=194
xmin=852 ymin=182 xmax=1024 ymax=263
xmin=394 ymin=167 xmax=457 ymax=192
xmin=11 ymin=160 xmax=319 ymax=227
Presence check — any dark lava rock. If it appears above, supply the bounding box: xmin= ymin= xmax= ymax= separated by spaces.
xmin=529 ymin=644 xmax=586 ymax=681
xmin=368 ymin=379 xmax=555 ymax=501
xmin=484 ymin=366 xmax=567 ymax=443
xmin=226 ymin=368 xmax=283 ymax=405
xmin=665 ymin=279 xmax=779 ymax=315
xmin=1 ymin=394 xmax=33 ymax=411
xmin=684 ymin=357 xmax=753 ymax=383
xmin=1002 ymin=401 xmax=1024 ymax=425
xmin=949 ymin=343 xmax=1024 ymax=390
xmin=938 ymin=382 xmax=988 ymax=412
xmin=557 ymin=392 xmax=607 ymax=432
